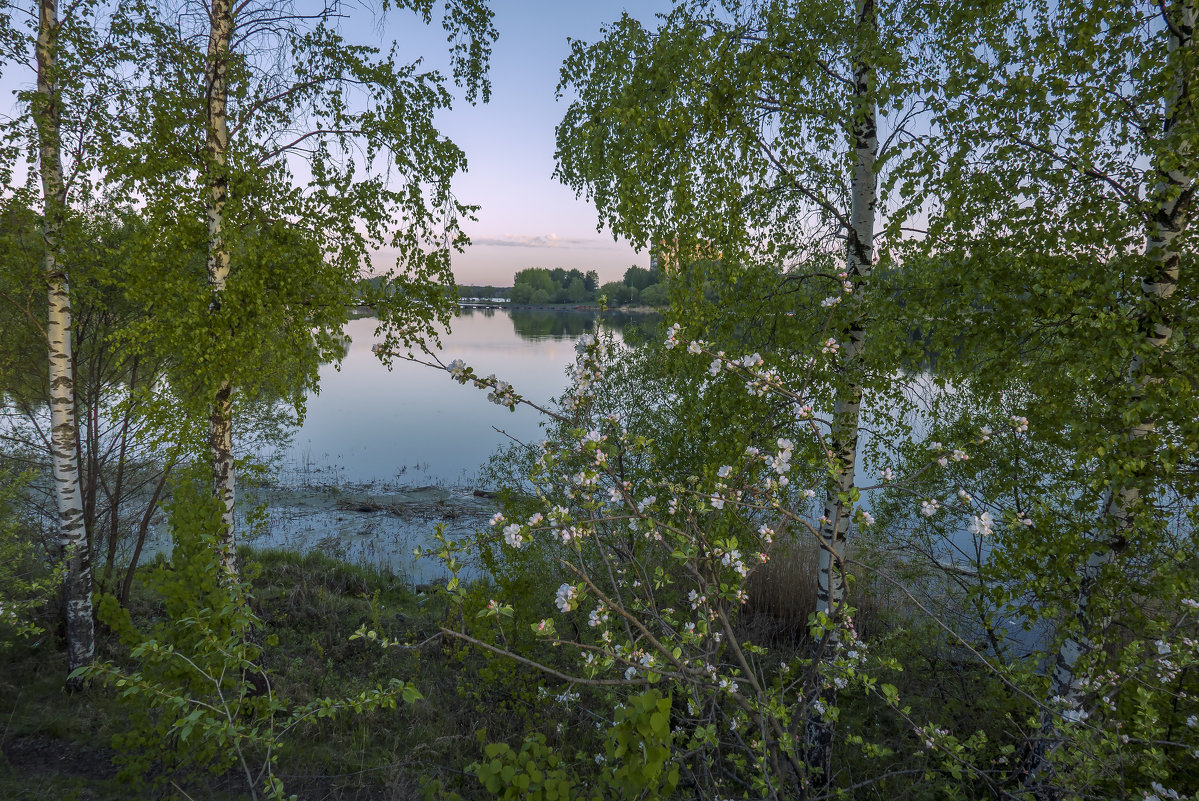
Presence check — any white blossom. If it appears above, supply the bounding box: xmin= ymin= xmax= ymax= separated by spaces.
xmin=447 ymin=359 xmax=468 ymax=380
xmin=969 ymin=512 xmax=995 ymax=537
xmin=581 ymin=429 xmax=606 ymax=446
xmin=555 ymin=583 xmax=577 ymax=612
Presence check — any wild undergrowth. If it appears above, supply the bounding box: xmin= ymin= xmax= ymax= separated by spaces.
xmin=1 ymin=528 xmax=1026 ymax=801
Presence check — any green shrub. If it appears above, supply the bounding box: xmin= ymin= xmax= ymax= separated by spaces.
xmin=83 ymin=477 xmax=420 ymax=800
xmin=471 ymin=690 xmax=679 ymax=801
xmin=0 ymin=469 xmax=57 ymax=648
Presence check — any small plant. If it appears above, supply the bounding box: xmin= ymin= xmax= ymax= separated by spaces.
xmin=470 ymin=690 xmax=678 ymax=801
xmin=0 ymin=468 xmax=59 ymax=648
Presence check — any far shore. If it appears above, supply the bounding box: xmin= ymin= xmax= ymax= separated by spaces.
xmin=350 ymin=302 xmax=665 ymax=314
xmin=458 ymin=302 xmax=663 ymax=313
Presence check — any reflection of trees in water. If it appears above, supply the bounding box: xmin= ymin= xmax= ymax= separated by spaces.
xmin=510 ymin=310 xmax=595 ymax=340
xmin=504 ymin=309 xmax=660 ymax=342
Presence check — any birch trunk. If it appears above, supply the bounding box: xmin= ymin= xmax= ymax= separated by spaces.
xmin=204 ymin=0 xmax=237 ymax=578
xmin=35 ymin=0 xmax=94 ymax=687
xmin=1023 ymin=3 xmax=1196 ymax=794
xmin=804 ymin=0 xmax=878 ymax=785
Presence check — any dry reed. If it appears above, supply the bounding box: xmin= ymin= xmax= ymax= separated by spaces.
xmin=742 ymin=535 xmax=898 ymax=644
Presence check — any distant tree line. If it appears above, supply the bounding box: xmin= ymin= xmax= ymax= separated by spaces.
xmin=457 ymin=265 xmax=668 ymax=307
xmin=509 ymin=267 xmax=597 ymax=304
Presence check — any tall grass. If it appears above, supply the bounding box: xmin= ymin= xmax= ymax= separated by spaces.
xmin=743 ymin=536 xmax=898 ymax=644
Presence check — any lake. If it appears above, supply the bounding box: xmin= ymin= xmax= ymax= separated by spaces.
xmin=243 ymin=310 xmax=952 ymax=576
xmin=233 ymin=308 xmax=656 ymax=583
xmin=166 ymin=306 xmax=1033 ymax=651
xmin=273 ymin=308 xmax=654 ymax=488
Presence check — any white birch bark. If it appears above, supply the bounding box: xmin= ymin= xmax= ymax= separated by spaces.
xmin=805 ymin=0 xmax=878 ymax=784
xmin=1024 ymin=2 xmax=1196 ymax=793
xmin=35 ymin=0 xmax=94 ymax=686
xmin=204 ymin=0 xmax=237 ymax=578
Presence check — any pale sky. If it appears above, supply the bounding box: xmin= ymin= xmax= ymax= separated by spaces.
xmin=389 ymin=1 xmax=674 ymax=286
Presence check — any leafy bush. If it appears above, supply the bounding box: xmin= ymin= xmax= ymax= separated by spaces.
xmin=431 ymin=321 xmax=1199 ymax=800
xmin=470 ymin=690 xmax=678 ymax=801
xmin=0 ymin=468 xmax=57 ymax=648
xmin=83 ymin=477 xmax=421 ymax=800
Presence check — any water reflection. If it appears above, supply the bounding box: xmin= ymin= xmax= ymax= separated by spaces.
xmin=509 ymin=309 xmax=597 ymax=340
xmin=507 ymin=309 xmax=657 ymax=341
xmin=272 ymin=309 xmax=632 ymax=489
xmin=239 ymin=309 xmax=643 ymax=582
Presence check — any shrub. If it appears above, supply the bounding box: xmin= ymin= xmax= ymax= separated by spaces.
xmin=83 ymin=476 xmax=421 ymax=800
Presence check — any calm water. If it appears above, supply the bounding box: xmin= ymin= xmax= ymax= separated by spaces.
xmin=272 ymin=309 xmax=650 ymax=489
xmin=221 ymin=309 xmax=655 ymax=584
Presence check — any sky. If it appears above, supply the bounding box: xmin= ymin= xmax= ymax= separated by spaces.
xmin=369 ymin=1 xmax=675 ymax=286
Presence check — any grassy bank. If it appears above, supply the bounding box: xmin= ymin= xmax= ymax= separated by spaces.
xmin=0 ymin=549 xmax=533 ymax=801
xmin=1 ymin=540 xmax=1019 ymax=801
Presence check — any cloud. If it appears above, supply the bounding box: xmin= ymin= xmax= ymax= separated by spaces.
xmin=470 ymin=233 xmax=614 ymax=249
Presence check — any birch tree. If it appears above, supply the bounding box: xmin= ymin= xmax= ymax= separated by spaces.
xmin=555 ymin=0 xmax=937 ymax=783
xmin=801 ymin=0 xmax=877 ymax=781
xmin=0 ymin=206 xmax=196 ymax=606
xmin=1024 ymin=3 xmax=1197 ymax=792
xmin=203 ymin=0 xmax=236 ymax=575
xmin=1 ymin=0 xmax=122 ymax=684
xmin=907 ymin=0 xmax=1199 ymax=794
xmin=107 ymin=0 xmax=496 ymax=578
xmin=35 ymin=0 xmax=95 ymax=685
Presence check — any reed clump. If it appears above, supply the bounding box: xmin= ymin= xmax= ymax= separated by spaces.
xmin=743 ymin=536 xmax=897 ymax=644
